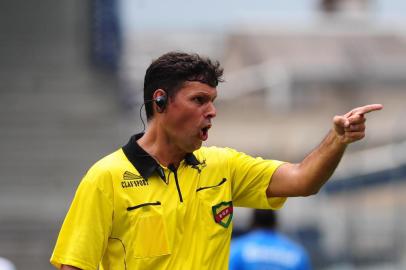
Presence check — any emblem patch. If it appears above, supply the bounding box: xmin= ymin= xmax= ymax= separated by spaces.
xmin=212 ymin=201 xmax=233 ymax=228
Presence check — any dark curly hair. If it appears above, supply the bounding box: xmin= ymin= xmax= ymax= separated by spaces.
xmin=143 ymin=51 xmax=224 ymax=120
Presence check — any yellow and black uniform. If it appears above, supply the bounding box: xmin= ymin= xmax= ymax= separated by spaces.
xmin=50 ymin=133 xmax=287 ymax=270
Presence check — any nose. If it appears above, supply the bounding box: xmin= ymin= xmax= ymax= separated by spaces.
xmin=205 ymin=102 xmax=216 ymax=119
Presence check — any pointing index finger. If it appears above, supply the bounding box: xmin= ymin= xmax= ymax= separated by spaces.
xmin=351 ymin=104 xmax=383 ymax=116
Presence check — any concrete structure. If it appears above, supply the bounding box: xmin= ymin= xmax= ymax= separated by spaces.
xmin=0 ymin=1 xmax=122 ymax=269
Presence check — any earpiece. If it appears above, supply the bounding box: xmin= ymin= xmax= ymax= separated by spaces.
xmin=155 ymin=94 xmax=167 ymax=112
xmin=138 ymin=92 xmax=168 ymax=133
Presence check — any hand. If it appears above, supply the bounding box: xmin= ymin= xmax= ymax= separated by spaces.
xmin=333 ymin=104 xmax=383 ymax=145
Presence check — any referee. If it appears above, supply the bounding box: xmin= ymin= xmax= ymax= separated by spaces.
xmin=50 ymin=52 xmax=382 ymax=270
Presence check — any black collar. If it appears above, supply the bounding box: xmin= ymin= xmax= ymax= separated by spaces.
xmin=122 ymin=133 xmax=201 ymax=181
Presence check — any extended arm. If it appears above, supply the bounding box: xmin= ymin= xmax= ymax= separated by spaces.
xmin=267 ymin=104 xmax=383 ymax=197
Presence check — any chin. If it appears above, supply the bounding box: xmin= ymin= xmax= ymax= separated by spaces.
xmin=188 ymin=142 xmax=203 ymax=152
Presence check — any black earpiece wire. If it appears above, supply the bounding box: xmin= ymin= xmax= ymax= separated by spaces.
xmin=139 ymin=93 xmax=167 ymax=134
xmin=139 ymin=102 xmax=146 ymax=133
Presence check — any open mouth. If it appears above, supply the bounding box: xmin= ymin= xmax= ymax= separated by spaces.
xmin=200 ymin=125 xmax=211 ymax=141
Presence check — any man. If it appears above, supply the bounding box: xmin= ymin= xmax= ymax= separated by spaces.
xmin=50 ymin=52 xmax=382 ymax=270
xmin=229 ymin=209 xmax=311 ymax=270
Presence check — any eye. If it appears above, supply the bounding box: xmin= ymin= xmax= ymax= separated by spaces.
xmin=193 ymin=96 xmax=205 ymax=105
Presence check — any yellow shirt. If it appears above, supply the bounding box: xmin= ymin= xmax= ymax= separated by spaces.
xmin=50 ymin=134 xmax=286 ymax=270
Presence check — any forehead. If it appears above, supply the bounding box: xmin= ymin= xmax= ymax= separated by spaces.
xmin=176 ymin=81 xmax=217 ymax=97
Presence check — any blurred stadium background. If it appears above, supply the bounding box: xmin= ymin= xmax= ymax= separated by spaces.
xmin=1 ymin=0 xmax=406 ymax=269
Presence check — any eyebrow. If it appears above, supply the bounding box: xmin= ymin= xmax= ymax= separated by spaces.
xmin=192 ymin=91 xmax=217 ymax=100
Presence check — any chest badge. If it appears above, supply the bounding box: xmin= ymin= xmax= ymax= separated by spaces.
xmin=212 ymin=201 xmax=233 ymax=228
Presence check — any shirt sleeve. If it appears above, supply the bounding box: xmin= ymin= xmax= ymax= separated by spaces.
xmin=50 ymin=166 xmax=114 ymax=270
xmin=226 ymin=148 xmax=287 ymax=209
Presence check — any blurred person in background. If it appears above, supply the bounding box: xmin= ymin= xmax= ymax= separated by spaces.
xmin=0 ymin=257 xmax=16 ymax=270
xmin=50 ymin=52 xmax=382 ymax=270
xmin=229 ymin=209 xmax=311 ymax=270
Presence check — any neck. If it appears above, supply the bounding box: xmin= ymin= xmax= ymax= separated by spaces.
xmin=137 ymin=122 xmax=185 ymax=168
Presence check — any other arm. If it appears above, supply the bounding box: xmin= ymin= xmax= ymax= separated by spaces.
xmin=267 ymin=104 xmax=383 ymax=197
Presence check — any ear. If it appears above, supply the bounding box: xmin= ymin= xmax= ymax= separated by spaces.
xmin=152 ymin=89 xmax=166 ymax=100
xmin=152 ymin=89 xmax=167 ymax=113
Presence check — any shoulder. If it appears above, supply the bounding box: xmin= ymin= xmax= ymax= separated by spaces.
xmin=230 ymin=234 xmax=248 ymax=255
xmin=230 ymin=232 xmax=261 ymax=261
xmin=231 ymin=231 xmax=261 ymax=249
xmin=273 ymin=232 xmax=308 ymax=255
xmin=81 ymin=149 xmax=124 ymax=186
xmin=92 ymin=149 xmax=125 ymax=169
xmin=194 ymin=146 xmax=240 ymax=160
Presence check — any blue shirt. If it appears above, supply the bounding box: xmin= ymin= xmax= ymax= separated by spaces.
xmin=229 ymin=229 xmax=311 ymax=270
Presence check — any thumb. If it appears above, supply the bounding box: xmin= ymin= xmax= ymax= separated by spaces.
xmin=333 ymin=116 xmax=349 ymax=135
xmin=334 ymin=116 xmax=349 ymax=128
